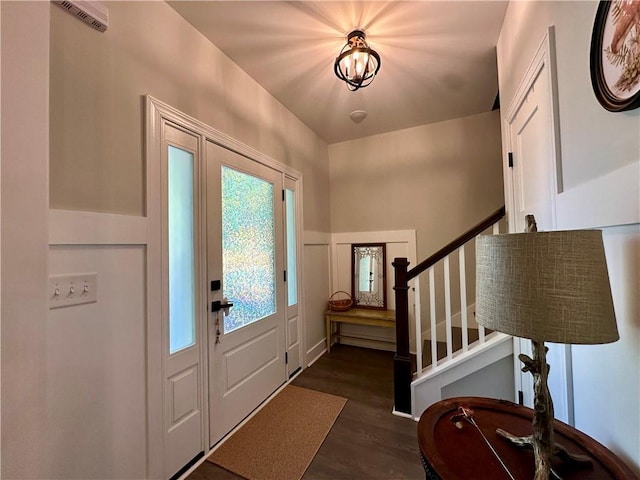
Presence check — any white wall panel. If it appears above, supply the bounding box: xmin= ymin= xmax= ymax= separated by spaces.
xmin=572 ymin=225 xmax=640 ymax=473
xmin=48 ymin=245 xmax=147 ymax=479
xmin=303 ymin=233 xmax=331 ymax=364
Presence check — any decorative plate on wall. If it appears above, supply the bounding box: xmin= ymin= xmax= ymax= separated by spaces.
xmin=590 ymin=0 xmax=640 ymax=112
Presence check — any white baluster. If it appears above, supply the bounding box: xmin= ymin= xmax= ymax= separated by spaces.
xmin=444 ymin=257 xmax=452 ymax=360
xmin=459 ymin=246 xmax=468 ymax=352
xmin=414 ymin=278 xmax=423 ymax=374
xmin=429 ymin=267 xmax=437 ymax=368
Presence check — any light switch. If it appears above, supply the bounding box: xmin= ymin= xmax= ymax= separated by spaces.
xmin=49 ymin=273 xmax=98 ymax=309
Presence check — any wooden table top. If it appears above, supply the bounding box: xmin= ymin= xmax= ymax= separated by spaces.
xmin=418 ymin=397 xmax=638 ymax=480
xmin=325 ymin=308 xmax=395 ymax=321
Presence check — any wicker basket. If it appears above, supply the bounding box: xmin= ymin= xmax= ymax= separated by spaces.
xmin=328 ymin=291 xmax=353 ymax=312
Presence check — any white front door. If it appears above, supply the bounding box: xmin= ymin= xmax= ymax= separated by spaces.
xmin=505 ymin=28 xmax=572 ymax=424
xmin=206 ymin=141 xmax=287 ymax=446
xmin=162 ymin=123 xmax=206 ymax=478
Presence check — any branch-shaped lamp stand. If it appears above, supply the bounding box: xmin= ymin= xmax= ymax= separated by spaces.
xmin=497 ymin=340 xmax=591 ymax=479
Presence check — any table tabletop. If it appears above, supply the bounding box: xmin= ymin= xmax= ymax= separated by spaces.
xmin=418 ymin=397 xmax=638 ymax=480
xmin=325 ymin=308 xmax=395 ymax=321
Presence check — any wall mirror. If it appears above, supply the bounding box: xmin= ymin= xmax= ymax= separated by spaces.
xmin=351 ymin=243 xmax=387 ymax=310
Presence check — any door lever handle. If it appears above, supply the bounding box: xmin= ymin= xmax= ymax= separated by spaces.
xmin=211 ymin=299 xmax=234 ymax=314
xmin=221 ymin=297 xmax=233 ymax=316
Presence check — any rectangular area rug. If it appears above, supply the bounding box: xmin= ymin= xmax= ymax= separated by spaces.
xmin=207 ymin=384 xmax=347 ymax=480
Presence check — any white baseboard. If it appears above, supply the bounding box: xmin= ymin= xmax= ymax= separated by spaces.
xmin=306 ymin=338 xmax=327 ymax=366
xmin=392 ymin=408 xmax=415 ymax=420
xmin=338 ymin=337 xmax=396 ymax=352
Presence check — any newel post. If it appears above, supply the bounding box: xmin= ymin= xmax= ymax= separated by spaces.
xmin=393 ymin=257 xmax=412 ymax=415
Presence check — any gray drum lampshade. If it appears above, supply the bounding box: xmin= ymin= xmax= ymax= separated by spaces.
xmin=475 ymin=230 xmax=619 ymax=344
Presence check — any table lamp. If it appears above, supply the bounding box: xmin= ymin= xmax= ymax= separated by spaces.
xmin=475 ymin=216 xmax=619 ymax=480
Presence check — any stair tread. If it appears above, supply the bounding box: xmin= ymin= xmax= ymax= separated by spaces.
xmin=421 ymin=327 xmax=493 ymax=368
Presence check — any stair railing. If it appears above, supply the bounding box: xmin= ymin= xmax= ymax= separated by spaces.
xmin=392 ymin=206 xmax=505 ymax=415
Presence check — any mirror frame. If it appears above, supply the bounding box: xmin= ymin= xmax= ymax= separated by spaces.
xmin=351 ymin=243 xmax=387 ymax=310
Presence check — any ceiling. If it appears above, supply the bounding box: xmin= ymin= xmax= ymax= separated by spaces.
xmin=168 ymin=1 xmax=509 ymax=144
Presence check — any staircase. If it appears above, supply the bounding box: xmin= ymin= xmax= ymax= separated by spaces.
xmin=392 ymin=207 xmax=515 ymax=419
xmin=423 ymin=326 xmax=483 ymax=368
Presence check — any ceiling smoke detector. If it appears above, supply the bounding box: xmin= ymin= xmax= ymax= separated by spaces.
xmin=349 ymin=110 xmax=368 ymax=124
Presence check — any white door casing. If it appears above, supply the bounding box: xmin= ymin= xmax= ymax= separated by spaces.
xmin=206 ymin=140 xmax=287 ymax=446
xmin=503 ymin=26 xmax=574 ymax=425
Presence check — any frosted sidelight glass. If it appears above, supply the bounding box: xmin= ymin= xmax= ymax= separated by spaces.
xmin=168 ymin=146 xmax=196 ymax=354
xmin=285 ymin=188 xmax=297 ymax=306
xmin=222 ymin=166 xmax=276 ymax=333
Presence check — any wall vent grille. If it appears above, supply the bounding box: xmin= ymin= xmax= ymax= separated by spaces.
xmin=53 ymin=0 xmax=108 ymax=32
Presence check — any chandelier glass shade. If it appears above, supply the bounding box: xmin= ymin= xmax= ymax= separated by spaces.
xmin=334 ymin=30 xmax=381 ymax=91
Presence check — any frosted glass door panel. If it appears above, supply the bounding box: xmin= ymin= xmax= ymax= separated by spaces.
xmin=168 ymin=145 xmax=196 ymax=354
xmin=222 ymin=166 xmax=276 ymax=333
xmin=285 ymin=188 xmax=297 ymax=306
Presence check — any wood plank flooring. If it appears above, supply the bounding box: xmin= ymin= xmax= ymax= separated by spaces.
xmin=187 ymin=345 xmax=424 ymax=480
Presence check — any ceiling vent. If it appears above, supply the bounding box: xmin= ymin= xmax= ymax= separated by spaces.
xmin=54 ymin=0 xmax=109 ymax=32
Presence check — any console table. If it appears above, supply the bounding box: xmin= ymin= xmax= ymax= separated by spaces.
xmin=418 ymin=397 xmax=638 ymax=480
xmin=325 ymin=308 xmax=395 ymax=353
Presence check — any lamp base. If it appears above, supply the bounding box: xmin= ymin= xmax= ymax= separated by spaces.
xmin=504 ymin=340 xmax=591 ymax=479
xmin=496 ymin=428 xmax=593 ymax=466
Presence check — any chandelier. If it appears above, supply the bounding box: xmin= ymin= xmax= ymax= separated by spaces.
xmin=334 ymin=30 xmax=381 ymax=91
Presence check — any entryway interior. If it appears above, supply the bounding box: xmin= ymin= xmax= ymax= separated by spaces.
xmin=4 ymin=2 xmax=638 ymax=480
xmin=187 ymin=345 xmax=423 ymax=480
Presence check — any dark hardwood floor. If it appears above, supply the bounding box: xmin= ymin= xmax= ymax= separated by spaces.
xmin=187 ymin=344 xmax=424 ymax=480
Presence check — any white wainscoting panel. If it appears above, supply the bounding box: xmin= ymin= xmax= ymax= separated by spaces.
xmin=48 ymin=244 xmax=147 ymax=479
xmin=49 ymin=209 xmax=148 ymax=245
xmin=303 ymin=231 xmax=331 ymax=364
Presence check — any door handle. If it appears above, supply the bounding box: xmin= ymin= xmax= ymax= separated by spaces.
xmin=211 ymin=299 xmax=234 ymax=345
xmin=221 ymin=298 xmax=233 ymax=316
xmin=211 ymin=299 xmax=234 ymax=314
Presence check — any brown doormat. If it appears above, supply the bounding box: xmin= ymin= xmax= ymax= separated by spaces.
xmin=207 ymin=384 xmax=347 ymax=480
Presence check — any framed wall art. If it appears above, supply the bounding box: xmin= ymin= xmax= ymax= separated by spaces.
xmin=590 ymin=0 xmax=640 ymax=112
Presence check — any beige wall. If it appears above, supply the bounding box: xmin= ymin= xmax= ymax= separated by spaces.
xmin=49 ymin=1 xmax=330 ymax=232
xmin=1 ymin=2 xmax=51 ymax=477
xmin=329 ymin=111 xmax=505 ymax=322
xmin=498 ymin=1 xmax=639 ymax=474
xmin=328 ymin=110 xmax=504 ymax=256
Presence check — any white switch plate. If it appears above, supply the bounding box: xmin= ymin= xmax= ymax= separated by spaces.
xmin=49 ymin=272 xmax=98 ymax=309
